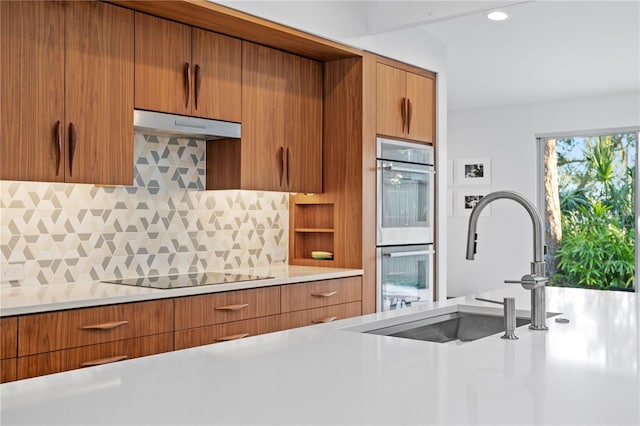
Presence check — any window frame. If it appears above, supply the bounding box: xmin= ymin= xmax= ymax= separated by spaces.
xmin=536 ymin=127 xmax=640 ymax=291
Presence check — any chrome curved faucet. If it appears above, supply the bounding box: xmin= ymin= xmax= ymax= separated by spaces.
xmin=466 ymin=190 xmax=548 ymax=331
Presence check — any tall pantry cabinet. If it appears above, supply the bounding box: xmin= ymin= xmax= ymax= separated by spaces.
xmin=0 ymin=1 xmax=134 ymax=185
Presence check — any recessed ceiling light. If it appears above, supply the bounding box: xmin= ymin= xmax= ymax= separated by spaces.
xmin=487 ymin=11 xmax=510 ymax=21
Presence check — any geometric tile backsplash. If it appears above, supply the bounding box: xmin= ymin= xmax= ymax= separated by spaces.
xmin=0 ymin=134 xmax=289 ymax=286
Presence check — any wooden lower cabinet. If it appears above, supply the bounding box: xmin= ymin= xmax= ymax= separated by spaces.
xmin=279 ymin=301 xmax=362 ymax=330
xmin=174 ymin=287 xmax=280 ymax=330
xmin=1 ymin=358 xmax=17 ymax=383
xmin=5 ymin=276 xmax=364 ymax=381
xmin=17 ymin=332 xmax=173 ymax=380
xmin=175 ymin=316 xmax=280 ymax=350
xmin=281 ymin=276 xmax=362 ymax=312
xmin=18 ymin=299 xmax=173 ymax=356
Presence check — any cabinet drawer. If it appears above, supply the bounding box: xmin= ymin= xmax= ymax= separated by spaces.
xmin=18 ymin=299 xmax=174 ymax=356
xmin=281 ymin=277 xmax=362 ymax=312
xmin=1 ymin=358 xmax=17 ymax=383
xmin=174 ymin=286 xmax=280 ymax=330
xmin=17 ymin=332 xmax=173 ymax=380
xmin=174 ymin=315 xmax=280 ymax=350
xmin=1 ymin=316 xmax=17 ymax=359
xmin=279 ymin=301 xmax=362 ymax=330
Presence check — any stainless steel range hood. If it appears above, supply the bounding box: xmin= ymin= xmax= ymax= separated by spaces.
xmin=134 ymin=110 xmax=241 ymax=140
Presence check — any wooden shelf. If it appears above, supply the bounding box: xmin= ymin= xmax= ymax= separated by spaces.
xmin=290 ymin=202 xmax=335 ymax=263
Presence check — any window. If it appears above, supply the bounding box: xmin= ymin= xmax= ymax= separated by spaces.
xmin=538 ymin=130 xmax=639 ymax=291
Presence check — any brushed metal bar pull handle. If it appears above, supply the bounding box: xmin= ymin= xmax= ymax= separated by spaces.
xmin=279 ymin=146 xmax=284 ymax=186
xmin=311 ymin=291 xmax=337 ymax=298
xmin=215 ymin=303 xmax=249 ymax=311
xmin=194 ymin=64 xmax=202 ymax=110
xmin=286 ymin=147 xmax=291 ymax=187
xmin=80 ymin=355 xmax=128 ymax=368
xmin=215 ymin=333 xmax=249 ymax=342
xmin=407 ymin=98 xmax=413 ymax=134
xmin=312 ymin=316 xmax=338 ymax=324
xmin=401 ymin=97 xmax=406 ymax=132
xmin=68 ymin=122 xmax=77 ymax=177
xmin=383 ymin=250 xmax=433 ymax=258
xmin=55 ymin=121 xmax=62 ymax=176
xmin=80 ymin=320 xmax=129 ymax=331
xmin=184 ymin=62 xmax=191 ymax=109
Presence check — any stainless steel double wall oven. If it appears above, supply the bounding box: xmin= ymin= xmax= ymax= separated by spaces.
xmin=376 ymin=137 xmax=435 ymax=311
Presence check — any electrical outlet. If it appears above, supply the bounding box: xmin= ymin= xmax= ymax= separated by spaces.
xmin=1 ymin=263 xmax=24 ymax=282
xmin=272 ymin=248 xmax=287 ymax=262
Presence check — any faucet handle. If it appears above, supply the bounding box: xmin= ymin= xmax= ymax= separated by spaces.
xmin=505 ymin=274 xmax=548 ymax=290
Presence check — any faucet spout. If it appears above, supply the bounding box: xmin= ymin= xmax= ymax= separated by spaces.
xmin=465 ymin=190 xmax=548 ymax=331
xmin=466 ymin=191 xmax=545 ymax=263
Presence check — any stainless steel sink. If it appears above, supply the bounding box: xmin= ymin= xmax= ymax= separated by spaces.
xmin=364 ymin=311 xmax=531 ymax=344
xmin=346 ymin=304 xmax=562 ymax=344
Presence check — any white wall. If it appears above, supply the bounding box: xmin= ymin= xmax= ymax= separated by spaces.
xmin=447 ymin=91 xmax=640 ymax=297
xmin=215 ymin=1 xmax=368 ymax=40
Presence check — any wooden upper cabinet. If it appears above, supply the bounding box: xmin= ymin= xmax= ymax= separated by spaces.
xmin=240 ymin=42 xmax=288 ymax=191
xmin=191 ymin=28 xmax=242 ymax=122
xmin=135 ymin=13 xmax=191 ymax=117
xmin=285 ymin=53 xmax=323 ymax=193
xmin=376 ymin=64 xmax=406 ymax=141
xmin=1 ymin=1 xmax=65 ymax=182
xmin=0 ymin=1 xmax=134 ymax=185
xmin=376 ymin=63 xmax=435 ymax=144
xmin=135 ymin=13 xmax=241 ymax=122
xmin=405 ymin=71 xmax=435 ymax=143
xmin=65 ymin=1 xmax=134 ymax=185
xmin=215 ymin=41 xmax=322 ymax=193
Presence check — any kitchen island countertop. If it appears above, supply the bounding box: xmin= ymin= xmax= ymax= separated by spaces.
xmin=0 ymin=265 xmax=363 ymax=316
xmin=1 ymin=285 xmax=638 ymax=425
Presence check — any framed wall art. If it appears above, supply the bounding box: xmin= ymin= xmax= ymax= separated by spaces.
xmin=456 ymin=158 xmax=491 ymax=186
xmin=456 ymin=187 xmax=491 ymax=216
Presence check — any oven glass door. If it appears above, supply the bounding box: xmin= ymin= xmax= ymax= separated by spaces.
xmin=377 ymin=159 xmax=434 ymax=245
xmin=377 ymin=244 xmax=434 ymax=311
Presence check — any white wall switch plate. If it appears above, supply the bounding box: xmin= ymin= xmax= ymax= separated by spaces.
xmin=1 ymin=263 xmax=25 ymax=282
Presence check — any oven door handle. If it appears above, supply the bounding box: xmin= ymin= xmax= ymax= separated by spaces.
xmin=382 ymin=164 xmax=435 ymax=174
xmin=383 ymin=249 xmax=434 ymax=258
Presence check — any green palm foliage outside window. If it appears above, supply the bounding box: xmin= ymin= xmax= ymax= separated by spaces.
xmin=545 ymin=133 xmax=636 ymax=290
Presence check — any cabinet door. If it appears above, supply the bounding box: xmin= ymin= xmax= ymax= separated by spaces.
xmin=280 ymin=276 xmax=362 ymax=312
xmin=0 ymin=1 xmax=65 ymax=182
xmin=279 ymin=301 xmax=361 ymax=330
xmin=285 ymin=53 xmax=323 ymax=193
xmin=134 ymin=13 xmax=191 ymax=116
xmin=191 ymin=29 xmax=242 ymax=122
xmin=174 ymin=316 xmax=280 ymax=350
xmin=65 ymin=2 xmax=134 ymax=185
xmin=376 ymin=63 xmax=406 ymax=139
xmin=18 ymin=299 xmax=173 ymax=356
xmin=17 ymin=333 xmax=173 ymax=380
xmin=241 ymin=42 xmax=287 ymax=191
xmin=406 ymin=72 xmax=435 ymax=143
xmin=1 ymin=317 xmax=17 ymax=359
xmin=174 ymin=286 xmax=280 ymax=330
xmin=1 ymin=359 xmax=17 ymax=384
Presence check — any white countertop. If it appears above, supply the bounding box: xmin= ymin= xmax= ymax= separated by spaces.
xmin=0 ymin=265 xmax=363 ymax=316
xmin=1 ymin=286 xmax=639 ymax=425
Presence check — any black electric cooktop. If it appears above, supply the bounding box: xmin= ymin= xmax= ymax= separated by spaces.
xmin=101 ymin=271 xmax=273 ymax=289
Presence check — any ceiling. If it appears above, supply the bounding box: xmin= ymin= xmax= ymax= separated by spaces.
xmin=218 ymin=1 xmax=640 ymax=111
xmin=364 ymin=0 xmax=640 ymax=110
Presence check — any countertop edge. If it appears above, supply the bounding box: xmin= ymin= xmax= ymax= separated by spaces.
xmin=0 ymin=267 xmax=364 ymax=317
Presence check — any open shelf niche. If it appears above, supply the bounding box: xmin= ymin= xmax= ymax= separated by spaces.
xmin=289 ymin=200 xmax=335 ymax=265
